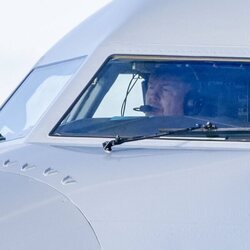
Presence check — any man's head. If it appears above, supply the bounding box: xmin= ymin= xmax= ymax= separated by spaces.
xmin=145 ymin=69 xmax=192 ymax=116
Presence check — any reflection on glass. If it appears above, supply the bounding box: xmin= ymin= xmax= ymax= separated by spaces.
xmin=0 ymin=57 xmax=85 ymax=141
xmin=54 ymin=57 xmax=250 ymax=139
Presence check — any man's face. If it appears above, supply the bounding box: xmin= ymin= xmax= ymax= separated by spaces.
xmin=145 ymin=75 xmax=189 ymax=116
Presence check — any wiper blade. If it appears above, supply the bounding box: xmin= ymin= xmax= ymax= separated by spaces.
xmin=0 ymin=133 xmax=6 ymax=141
xmin=102 ymin=122 xmax=217 ymax=152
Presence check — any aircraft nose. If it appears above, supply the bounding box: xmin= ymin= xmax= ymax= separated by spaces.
xmin=0 ymin=171 xmax=100 ymax=250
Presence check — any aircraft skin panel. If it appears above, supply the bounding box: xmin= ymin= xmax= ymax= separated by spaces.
xmin=37 ymin=0 xmax=250 ymax=67
xmin=0 ymin=143 xmax=250 ymax=249
xmin=1 ymin=0 xmax=250 ymax=248
xmin=0 ymin=171 xmax=101 ymax=250
xmin=36 ymin=0 xmax=147 ymax=66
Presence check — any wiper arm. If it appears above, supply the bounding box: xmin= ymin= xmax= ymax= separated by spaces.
xmin=0 ymin=133 xmax=6 ymax=141
xmin=102 ymin=122 xmax=217 ymax=152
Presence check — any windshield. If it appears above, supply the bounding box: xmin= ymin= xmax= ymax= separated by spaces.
xmin=53 ymin=57 xmax=250 ymax=139
xmin=0 ymin=57 xmax=85 ymax=141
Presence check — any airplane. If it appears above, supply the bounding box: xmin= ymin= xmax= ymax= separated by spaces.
xmin=1 ymin=0 xmax=250 ymax=249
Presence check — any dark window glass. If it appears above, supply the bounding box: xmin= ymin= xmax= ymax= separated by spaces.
xmin=53 ymin=57 xmax=250 ymax=138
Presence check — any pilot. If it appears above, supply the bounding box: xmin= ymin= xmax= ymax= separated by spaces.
xmin=145 ymin=68 xmax=193 ymax=116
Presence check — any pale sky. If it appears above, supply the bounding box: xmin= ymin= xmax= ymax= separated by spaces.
xmin=0 ymin=0 xmax=111 ymax=105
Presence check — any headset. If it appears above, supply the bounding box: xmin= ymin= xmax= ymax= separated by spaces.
xmin=183 ymin=90 xmax=204 ymax=116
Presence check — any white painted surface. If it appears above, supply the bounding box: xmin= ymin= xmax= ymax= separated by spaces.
xmin=1 ymin=0 xmax=250 ymax=249
xmin=0 ymin=171 xmax=100 ymax=250
xmin=0 ymin=143 xmax=250 ymax=249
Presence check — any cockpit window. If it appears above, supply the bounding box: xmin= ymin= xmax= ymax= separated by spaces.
xmin=0 ymin=57 xmax=85 ymax=141
xmin=53 ymin=57 xmax=250 ymax=139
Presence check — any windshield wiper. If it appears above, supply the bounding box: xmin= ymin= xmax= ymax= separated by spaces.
xmin=0 ymin=133 xmax=6 ymax=141
xmin=102 ymin=122 xmax=217 ymax=152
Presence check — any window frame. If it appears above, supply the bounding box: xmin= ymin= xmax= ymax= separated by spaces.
xmin=50 ymin=55 xmax=250 ymax=138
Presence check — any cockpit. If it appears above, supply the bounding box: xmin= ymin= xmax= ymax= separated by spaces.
xmin=52 ymin=56 xmax=250 ymax=139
